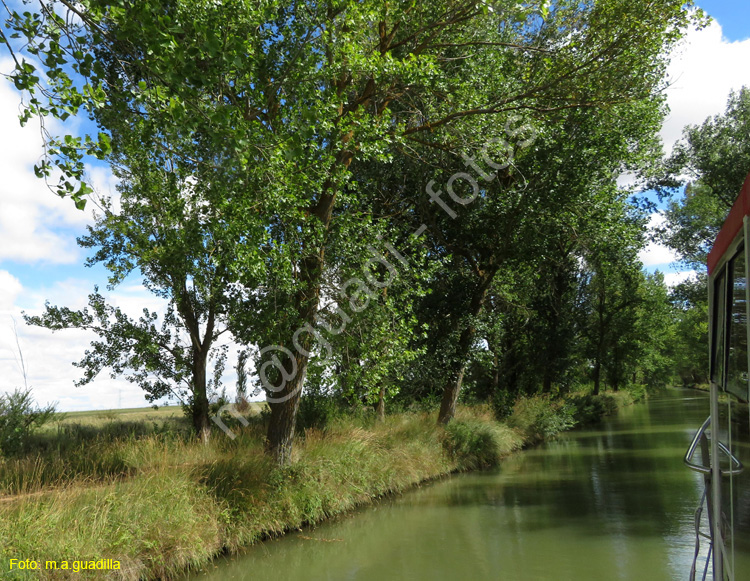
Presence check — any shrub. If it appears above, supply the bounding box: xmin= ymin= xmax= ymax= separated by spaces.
xmin=508 ymin=395 xmax=576 ymax=444
xmin=626 ymin=383 xmax=647 ymax=402
xmin=491 ymin=389 xmax=514 ymax=420
xmin=296 ymin=391 xmax=342 ymax=430
xmin=443 ymin=419 xmax=507 ymax=470
xmin=0 ymin=388 xmax=57 ymax=456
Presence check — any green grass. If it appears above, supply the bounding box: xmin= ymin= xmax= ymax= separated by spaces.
xmin=0 ymin=395 xmax=628 ymax=580
xmin=0 ymin=403 xmax=269 ymax=497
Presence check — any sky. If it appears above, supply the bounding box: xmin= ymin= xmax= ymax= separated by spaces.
xmin=1 ymin=3 xmax=750 ymax=411
xmin=639 ymin=0 xmax=750 ymax=285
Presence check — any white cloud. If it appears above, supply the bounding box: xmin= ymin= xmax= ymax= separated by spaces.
xmin=637 ymin=19 xmax=750 ymax=276
xmin=0 ymin=78 xmax=79 ymax=264
xmin=0 ymin=316 xmax=148 ymax=411
xmin=0 ymin=270 xmax=23 ymax=312
xmin=639 ymin=213 xmax=680 ymax=268
xmin=617 ymin=171 xmax=637 ymax=189
xmin=662 ymin=270 xmax=698 ymax=287
xmin=107 ymin=284 xmax=168 ymax=320
xmin=640 ymin=242 xmax=679 ymax=268
xmin=662 ymin=19 xmax=750 ymax=154
xmin=0 ymin=59 xmax=117 ymax=267
xmin=0 ymin=278 xmax=170 ymax=410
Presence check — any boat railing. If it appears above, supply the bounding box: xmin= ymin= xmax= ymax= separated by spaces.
xmin=684 ymin=416 xmax=743 ymax=476
xmin=685 ymin=416 xmax=744 ymax=581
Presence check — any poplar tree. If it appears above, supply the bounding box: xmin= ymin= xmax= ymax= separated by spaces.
xmin=3 ymin=0 xmax=696 ymax=462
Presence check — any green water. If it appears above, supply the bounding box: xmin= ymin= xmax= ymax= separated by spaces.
xmin=187 ymin=390 xmax=750 ymax=581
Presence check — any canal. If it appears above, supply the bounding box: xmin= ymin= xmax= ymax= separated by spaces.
xmin=187 ymin=389 xmax=750 ymax=580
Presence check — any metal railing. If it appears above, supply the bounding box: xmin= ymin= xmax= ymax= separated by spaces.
xmin=684 ymin=416 xmax=743 ymax=476
xmin=685 ymin=416 xmax=744 ymax=581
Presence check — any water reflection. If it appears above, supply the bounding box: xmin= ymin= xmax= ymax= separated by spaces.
xmin=186 ymin=390 xmax=750 ymax=581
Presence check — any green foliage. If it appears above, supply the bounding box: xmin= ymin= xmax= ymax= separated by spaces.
xmin=659 ymin=182 xmax=728 ymax=268
xmin=568 ymin=393 xmax=619 ymax=426
xmin=646 ymin=87 xmax=750 ymax=392
xmin=669 ymin=274 xmax=709 ymax=386
xmin=296 ymin=388 xmax=344 ymax=431
xmin=627 ymin=383 xmax=648 ymax=403
xmin=442 ymin=419 xmax=515 ymax=470
xmin=629 ymin=272 xmax=679 ymax=388
xmin=491 ymin=389 xmax=515 ymax=421
xmin=672 ymin=87 xmax=750 ymax=205
xmin=508 ymin=395 xmax=577 ymax=444
xmin=0 ymin=388 xmax=57 ymax=456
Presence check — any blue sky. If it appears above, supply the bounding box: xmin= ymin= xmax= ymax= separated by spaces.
xmin=698 ymin=1 xmax=750 ymax=42
xmin=1 ymin=3 xmax=750 ymax=411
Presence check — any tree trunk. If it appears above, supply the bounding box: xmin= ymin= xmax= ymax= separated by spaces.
xmin=263 ymin=74 xmax=379 ymax=463
xmin=438 ymin=363 xmax=468 ymax=424
xmin=592 ymin=284 xmax=605 ymax=397
xmin=437 ymin=269 xmax=496 ymax=425
xmin=175 ymin=285 xmax=215 ymax=444
xmin=491 ymin=351 xmax=500 ymax=393
xmin=266 ymin=354 xmax=307 ymax=465
xmin=593 ymin=359 xmax=601 ymax=396
xmin=376 ymin=384 xmax=386 ymax=422
xmin=265 ymin=313 xmax=316 ymax=465
xmin=192 ymin=348 xmax=210 ymax=444
xmin=265 ymin=186 xmax=338 ymax=464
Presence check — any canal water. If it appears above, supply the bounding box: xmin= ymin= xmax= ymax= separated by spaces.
xmin=187 ymin=389 xmax=750 ymax=581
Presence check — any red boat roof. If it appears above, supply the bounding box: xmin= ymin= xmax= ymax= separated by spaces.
xmin=707 ymin=173 xmax=750 ymax=274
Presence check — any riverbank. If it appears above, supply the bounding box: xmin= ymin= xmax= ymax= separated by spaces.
xmin=184 ymin=388 xmax=712 ymax=581
xmin=0 ymin=391 xmax=639 ymax=580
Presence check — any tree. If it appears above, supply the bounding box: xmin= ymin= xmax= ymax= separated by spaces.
xmin=667 ymin=87 xmax=750 ymax=206
xmin=656 ymin=88 xmax=750 ymax=266
xmin=669 ymin=273 xmax=709 ymax=386
xmin=2 ymin=0 xmax=697 ymax=462
xmin=298 ymin=204 xmax=431 ymax=421
xmin=577 ymin=189 xmax=646 ymax=395
xmin=646 ymin=89 xmax=750 ymax=389
xmin=24 ymin=158 xmax=239 ymax=441
xmin=407 ymin=92 xmax=675 ymax=422
xmin=630 ymin=272 xmax=678 ymax=389
xmin=484 ymin=240 xmax=582 ymax=399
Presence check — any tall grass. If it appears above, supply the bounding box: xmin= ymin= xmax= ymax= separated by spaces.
xmin=443 ymin=406 xmax=523 ymax=469
xmin=0 ymin=419 xmax=194 ymax=496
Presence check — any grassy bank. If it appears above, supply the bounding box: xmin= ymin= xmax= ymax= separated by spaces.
xmin=0 ymin=392 xmax=635 ymax=580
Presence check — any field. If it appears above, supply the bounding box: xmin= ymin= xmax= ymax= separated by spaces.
xmin=52 ymin=406 xmax=184 ymax=427
xmin=48 ymin=403 xmax=267 ymax=430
